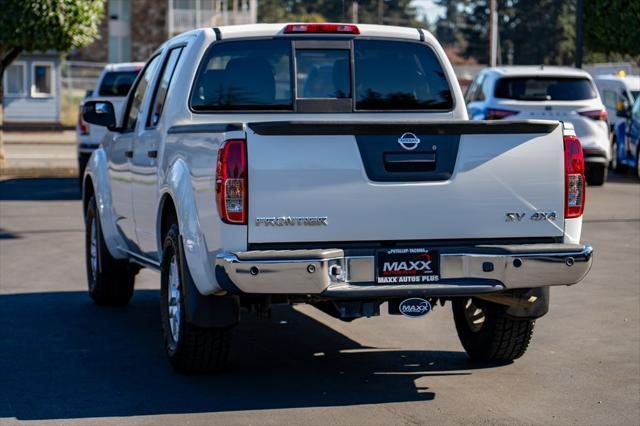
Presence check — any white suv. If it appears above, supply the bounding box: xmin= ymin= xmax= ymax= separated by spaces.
xmin=77 ymin=62 xmax=143 ymax=181
xmin=466 ymin=66 xmax=610 ymax=185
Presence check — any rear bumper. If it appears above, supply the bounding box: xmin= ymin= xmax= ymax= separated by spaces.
xmin=214 ymin=244 xmax=593 ymax=298
xmin=583 ymin=147 xmax=609 ymax=164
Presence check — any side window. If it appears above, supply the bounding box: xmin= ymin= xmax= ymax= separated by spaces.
xmin=123 ymin=55 xmax=161 ymax=132
xmin=147 ymin=47 xmax=184 ymax=128
xmin=478 ymin=75 xmax=491 ymax=101
xmin=31 ymin=62 xmax=54 ymax=97
xmin=466 ymin=74 xmax=485 ymax=103
xmin=3 ymin=61 xmax=26 ymax=97
xmin=632 ymin=99 xmax=640 ymax=119
xmin=602 ymin=90 xmax=616 ymax=109
xmin=464 ymin=77 xmax=479 ymax=103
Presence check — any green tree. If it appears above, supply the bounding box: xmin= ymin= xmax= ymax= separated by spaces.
xmin=258 ymin=0 xmax=423 ymax=27
xmin=454 ymin=0 xmax=578 ymax=65
xmin=0 ymin=0 xmax=104 ymax=167
xmin=434 ymin=0 xmax=469 ymax=49
xmin=584 ymin=0 xmax=640 ymax=57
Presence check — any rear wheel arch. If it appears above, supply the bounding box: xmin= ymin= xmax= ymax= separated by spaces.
xmin=158 ymin=193 xmax=178 ymax=255
xmin=82 ymin=175 xmax=95 ymax=216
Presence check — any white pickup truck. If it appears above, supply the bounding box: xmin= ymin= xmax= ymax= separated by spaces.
xmin=81 ymin=23 xmax=593 ymax=374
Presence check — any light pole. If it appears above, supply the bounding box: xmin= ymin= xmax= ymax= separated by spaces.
xmin=488 ymin=0 xmax=498 ymax=67
xmin=576 ymin=0 xmax=583 ymax=68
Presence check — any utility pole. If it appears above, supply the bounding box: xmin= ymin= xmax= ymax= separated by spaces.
xmin=377 ymin=0 xmax=383 ymax=25
xmin=488 ymin=0 xmax=498 ymax=66
xmin=352 ymin=1 xmax=358 ymax=23
xmin=575 ymin=0 xmax=583 ymax=68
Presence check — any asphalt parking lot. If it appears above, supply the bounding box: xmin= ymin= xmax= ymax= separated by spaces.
xmin=0 ymin=173 xmax=638 ymax=425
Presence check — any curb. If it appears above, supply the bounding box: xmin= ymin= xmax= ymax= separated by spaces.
xmin=0 ymin=167 xmax=78 ymax=179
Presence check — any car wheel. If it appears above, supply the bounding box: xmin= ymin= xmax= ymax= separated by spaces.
xmin=610 ymin=137 xmax=626 ymax=173
xmin=160 ymin=221 xmax=233 ymax=374
xmin=586 ymin=164 xmax=606 ymax=186
xmin=452 ymin=297 xmax=535 ymax=362
xmin=85 ymin=195 xmax=136 ymax=305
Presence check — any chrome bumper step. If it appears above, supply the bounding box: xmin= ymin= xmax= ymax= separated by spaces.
xmin=214 ymin=244 xmax=593 ymax=297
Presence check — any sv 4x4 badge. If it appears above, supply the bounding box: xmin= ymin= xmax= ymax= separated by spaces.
xmin=505 ymin=211 xmax=557 ymax=222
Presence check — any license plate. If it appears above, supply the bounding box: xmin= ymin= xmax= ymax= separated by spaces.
xmin=376 ymin=248 xmax=440 ymax=284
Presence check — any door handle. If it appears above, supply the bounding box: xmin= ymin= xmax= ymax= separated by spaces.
xmin=125 ymin=150 xmax=133 ymax=158
xmin=383 ymin=152 xmax=436 ymax=172
xmin=147 ymin=150 xmax=158 ymax=159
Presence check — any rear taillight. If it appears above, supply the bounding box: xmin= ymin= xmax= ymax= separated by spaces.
xmin=283 ymin=23 xmax=360 ymax=34
xmin=578 ymin=109 xmax=608 ymax=121
xmin=486 ymin=108 xmax=519 ymax=120
xmin=216 ymin=139 xmax=247 ymax=224
xmin=78 ymin=107 xmax=89 ymax=135
xmin=564 ymin=135 xmax=585 ymax=218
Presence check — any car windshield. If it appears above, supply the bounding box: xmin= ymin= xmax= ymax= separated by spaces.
xmin=494 ymin=77 xmax=597 ymax=101
xmin=98 ymin=70 xmax=140 ymax=96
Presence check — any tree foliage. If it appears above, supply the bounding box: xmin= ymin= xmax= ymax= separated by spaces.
xmin=434 ymin=0 xmax=639 ymax=65
xmin=0 ymin=0 xmax=104 ymax=73
xmin=258 ymin=0 xmax=424 ymax=27
xmin=584 ymin=0 xmax=640 ymax=56
xmin=436 ymin=0 xmax=576 ymax=65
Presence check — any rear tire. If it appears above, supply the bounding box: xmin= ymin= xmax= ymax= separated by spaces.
xmin=452 ymin=298 xmax=535 ymax=362
xmin=610 ymin=136 xmax=626 ymax=173
xmin=586 ymin=163 xmax=606 ymax=186
xmin=636 ymin=146 xmax=640 ymax=180
xmin=160 ymin=222 xmax=232 ymax=374
xmin=85 ymin=195 xmax=136 ymax=305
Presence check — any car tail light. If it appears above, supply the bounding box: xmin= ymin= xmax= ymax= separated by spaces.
xmin=78 ymin=106 xmax=89 ymax=135
xmin=486 ymin=108 xmax=519 ymax=120
xmin=564 ymin=135 xmax=585 ymax=218
xmin=216 ymin=139 xmax=247 ymax=224
xmin=578 ymin=109 xmax=608 ymax=121
xmin=283 ymin=23 xmax=360 ymax=34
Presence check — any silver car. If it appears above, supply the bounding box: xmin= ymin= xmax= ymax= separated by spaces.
xmin=466 ymin=66 xmax=610 ymax=185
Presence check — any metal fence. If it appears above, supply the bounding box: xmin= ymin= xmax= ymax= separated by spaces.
xmin=59 ymin=61 xmax=106 ymax=126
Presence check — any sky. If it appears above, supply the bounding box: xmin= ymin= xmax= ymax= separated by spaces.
xmin=412 ymin=0 xmax=446 ymax=24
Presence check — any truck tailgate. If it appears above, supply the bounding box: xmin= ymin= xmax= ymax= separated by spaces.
xmin=246 ymin=121 xmax=564 ymax=244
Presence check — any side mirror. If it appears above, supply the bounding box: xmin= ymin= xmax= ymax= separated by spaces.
xmin=616 ymin=100 xmax=630 ymax=118
xmin=83 ymin=101 xmax=117 ymax=130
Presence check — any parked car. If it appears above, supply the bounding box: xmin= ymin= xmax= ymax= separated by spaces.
xmin=81 ymin=23 xmax=593 ymax=374
xmin=594 ymin=74 xmax=640 ymax=132
xmin=77 ymin=62 xmax=143 ymax=181
xmin=466 ymin=66 xmax=610 ymax=186
xmin=611 ymin=96 xmax=640 ymax=178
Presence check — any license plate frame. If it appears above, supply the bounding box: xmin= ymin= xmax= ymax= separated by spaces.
xmin=375 ymin=248 xmax=440 ymax=284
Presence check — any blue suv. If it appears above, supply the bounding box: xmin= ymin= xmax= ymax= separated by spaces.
xmin=611 ymin=97 xmax=640 ymax=179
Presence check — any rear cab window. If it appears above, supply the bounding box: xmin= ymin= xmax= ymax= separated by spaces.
xmin=190 ymin=38 xmax=453 ymax=112
xmin=191 ymin=39 xmax=292 ymax=111
xmin=98 ymin=70 xmax=140 ymax=96
xmin=494 ymin=77 xmax=597 ymax=101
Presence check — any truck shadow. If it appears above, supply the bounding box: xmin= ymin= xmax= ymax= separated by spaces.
xmin=0 ymin=178 xmax=80 ymax=201
xmin=604 ymin=170 xmax=640 ymax=184
xmin=0 ymin=290 xmax=498 ymax=421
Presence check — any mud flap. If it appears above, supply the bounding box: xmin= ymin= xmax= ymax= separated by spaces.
xmin=502 ymin=287 xmax=549 ymax=319
xmin=179 ymin=236 xmax=239 ymax=328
